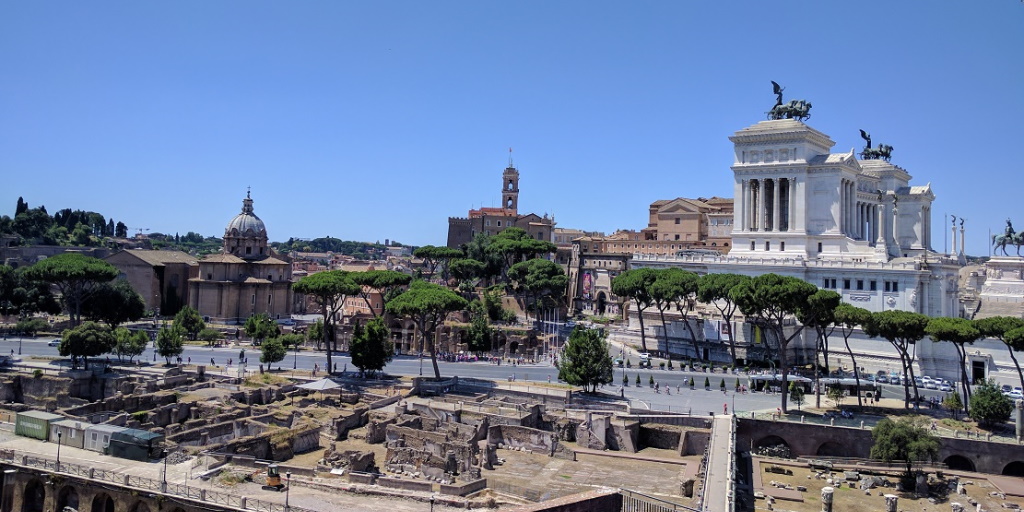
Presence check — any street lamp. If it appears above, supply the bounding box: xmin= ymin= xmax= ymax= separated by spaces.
xmin=55 ymin=430 xmax=62 ymax=471
xmin=161 ymin=449 xmax=169 ymax=485
xmin=293 ymin=340 xmax=299 ymax=370
xmin=429 ymin=495 xmax=435 ymax=512
xmin=285 ymin=471 xmax=291 ymax=510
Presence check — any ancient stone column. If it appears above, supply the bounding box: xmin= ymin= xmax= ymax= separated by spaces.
xmin=884 ymin=494 xmax=898 ymax=512
xmin=820 ymin=486 xmax=833 ymax=512
xmin=1016 ymin=399 xmax=1023 ymax=441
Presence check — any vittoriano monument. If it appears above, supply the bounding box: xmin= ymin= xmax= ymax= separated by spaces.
xmin=859 ymin=129 xmax=894 ymax=162
xmin=993 ymin=218 xmax=1024 ymax=256
xmin=767 ymin=81 xmax=811 ymax=121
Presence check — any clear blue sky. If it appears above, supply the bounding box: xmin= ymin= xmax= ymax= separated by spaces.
xmin=2 ymin=2 xmax=1021 ymax=256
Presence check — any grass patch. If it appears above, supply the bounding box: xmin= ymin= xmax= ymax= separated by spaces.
xmin=217 ymin=471 xmax=249 ymax=486
xmin=243 ymin=373 xmax=290 ymax=387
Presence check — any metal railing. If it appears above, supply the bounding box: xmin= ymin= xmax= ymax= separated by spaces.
xmin=0 ymin=449 xmax=315 ymax=512
xmin=620 ymin=489 xmax=699 ymax=512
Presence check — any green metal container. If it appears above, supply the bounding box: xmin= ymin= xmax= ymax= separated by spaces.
xmin=15 ymin=411 xmax=63 ymax=441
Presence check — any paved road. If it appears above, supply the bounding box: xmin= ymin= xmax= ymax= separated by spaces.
xmin=0 ymin=335 xmax=955 ymax=415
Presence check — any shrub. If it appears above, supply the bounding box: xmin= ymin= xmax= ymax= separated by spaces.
xmin=32 ymin=369 xmax=43 ymax=379
xmin=704 ymin=377 xmax=711 ymax=389
xmin=622 ymin=374 xmax=628 ymax=386
xmin=720 ymin=379 xmax=726 ymax=391
xmin=649 ymin=375 xmax=655 ymax=387
xmin=635 ymin=374 xmax=641 ymax=386
xmin=659 ymin=362 xmax=666 ymax=369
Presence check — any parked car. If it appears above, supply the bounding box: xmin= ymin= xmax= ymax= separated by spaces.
xmin=1002 ymin=384 xmax=1013 ymax=393
xmin=925 ymin=380 xmax=938 ymax=390
xmin=939 ymin=382 xmax=953 ymax=392
xmin=1007 ymin=390 xmax=1024 ymax=400
xmin=47 ymin=339 xmax=61 ymax=347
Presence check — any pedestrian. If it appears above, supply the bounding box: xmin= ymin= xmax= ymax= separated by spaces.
xmin=333 ymin=362 xmax=337 ymax=373
xmin=187 ymin=356 xmax=191 ymax=365
xmin=723 ymin=403 xmax=728 ymax=415
xmin=211 ymin=357 xmax=215 ymax=366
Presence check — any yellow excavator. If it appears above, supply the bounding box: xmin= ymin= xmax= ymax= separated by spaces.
xmin=260 ymin=464 xmax=287 ymax=491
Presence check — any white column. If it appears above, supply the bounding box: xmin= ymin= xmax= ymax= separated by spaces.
xmin=761 ymin=180 xmax=769 ymax=232
xmin=750 ymin=180 xmax=758 ymax=231
xmin=772 ymin=178 xmax=780 ymax=232
xmin=738 ymin=180 xmax=746 ymax=231
xmin=789 ymin=177 xmax=797 ymax=232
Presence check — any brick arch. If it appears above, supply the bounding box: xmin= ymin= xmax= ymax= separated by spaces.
xmin=1003 ymin=461 xmax=1024 ymax=476
xmin=21 ymin=478 xmax=45 ymax=512
xmin=815 ymin=441 xmax=848 ymax=457
xmin=753 ymin=435 xmax=792 ymax=457
xmin=944 ymin=454 xmax=976 ymax=472
xmin=56 ymin=485 xmax=80 ymax=512
xmin=128 ymin=501 xmax=153 ymax=512
xmin=91 ymin=493 xmax=115 ymax=512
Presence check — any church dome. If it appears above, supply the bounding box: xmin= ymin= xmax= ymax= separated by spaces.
xmin=225 ymin=192 xmax=267 ymax=237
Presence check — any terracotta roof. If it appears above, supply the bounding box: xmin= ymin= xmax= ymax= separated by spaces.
xmin=113 ymin=249 xmax=198 ymax=266
xmin=201 ymin=253 xmax=247 ymax=263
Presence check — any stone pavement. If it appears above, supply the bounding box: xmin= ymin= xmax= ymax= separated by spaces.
xmin=702 ymin=414 xmax=735 ymax=512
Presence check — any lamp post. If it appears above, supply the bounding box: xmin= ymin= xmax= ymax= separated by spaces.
xmin=285 ymin=471 xmax=291 ymax=510
xmin=429 ymin=495 xmax=435 ymax=512
xmin=293 ymin=340 xmax=299 ymax=370
xmin=55 ymin=430 xmax=62 ymax=471
xmin=160 ymin=448 xmax=169 ymax=487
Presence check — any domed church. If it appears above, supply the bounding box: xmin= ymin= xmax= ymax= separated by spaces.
xmin=188 ymin=191 xmax=294 ymax=324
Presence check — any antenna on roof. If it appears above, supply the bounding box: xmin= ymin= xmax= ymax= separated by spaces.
xmin=508 ymin=147 xmax=513 ymax=168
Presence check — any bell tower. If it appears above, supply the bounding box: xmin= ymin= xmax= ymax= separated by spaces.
xmin=502 ymin=149 xmax=519 ymax=213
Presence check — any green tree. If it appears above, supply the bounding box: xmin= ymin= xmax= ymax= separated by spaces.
xmin=173 ymin=306 xmax=206 ymax=341
xmin=789 ymin=381 xmax=805 ymax=411
xmin=293 ymin=270 xmax=361 ymax=374
xmin=731 ymin=273 xmax=817 ymax=414
xmin=976 ymin=317 xmax=1024 ymax=392
xmin=797 ymin=289 xmax=841 ymax=409
xmin=943 ymin=391 xmax=964 ymax=420
xmin=260 ymin=337 xmax=287 ymax=367
xmin=12 ymin=207 xmax=53 ymax=242
xmin=23 ymin=253 xmax=120 ymax=326
xmin=349 ymin=270 xmax=413 ymax=317
xmin=244 ymin=313 xmax=279 ymax=345
xmin=970 ymin=379 xmax=1014 ymax=428
xmin=465 ymin=301 xmax=493 ymax=354
xmin=350 ymin=317 xmax=394 ymax=378
xmin=650 ymin=268 xmax=701 ymax=360
xmin=696 ymin=274 xmax=751 ymax=364
xmin=386 ymin=280 xmax=467 ymax=379
xmin=459 ymin=233 xmax=503 ymax=286
xmin=0 ymin=265 xmax=60 ymax=318
xmin=81 ymin=279 xmax=146 ymax=328
xmin=307 ymin=319 xmax=325 ymax=350
xmin=60 ymin=321 xmax=116 ymax=370
xmin=277 ymin=333 xmax=305 ymax=349
xmin=870 ymin=417 xmax=940 ymax=481
xmin=198 ymin=328 xmax=223 ymax=346
xmin=834 ymin=304 xmax=872 ymax=407
xmin=15 ymin=318 xmax=48 ymax=337
xmin=112 ymin=327 xmax=148 ymax=363
xmin=507 ymin=258 xmax=567 ymax=322
xmin=826 ymin=385 xmax=845 ymax=409
xmin=557 ymin=326 xmax=613 ymax=393
xmin=449 ymin=258 xmax=487 ymax=291
xmin=413 ymin=245 xmax=464 ymax=283
xmin=486 ymin=228 xmax=556 ymax=281
xmin=611 ymin=268 xmax=659 ymax=353
xmin=156 ymin=325 xmax=185 ymax=364
xmin=926 ymin=317 xmax=982 ymax=412
xmin=863 ymin=310 xmax=930 ymax=409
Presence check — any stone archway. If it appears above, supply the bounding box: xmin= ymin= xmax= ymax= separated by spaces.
xmin=509 ymin=341 xmax=519 ymax=356
xmin=56 ymin=485 xmax=79 ymax=512
xmin=753 ymin=435 xmax=792 ymax=459
xmin=1003 ymin=461 xmax=1024 ymax=476
xmin=21 ymin=479 xmax=45 ymax=512
xmin=128 ymin=501 xmax=152 ymax=512
xmin=944 ymin=454 xmax=976 ymax=472
xmin=815 ymin=441 xmax=847 ymax=457
xmin=596 ymin=292 xmax=607 ymax=316
xmin=91 ymin=493 xmax=115 ymax=512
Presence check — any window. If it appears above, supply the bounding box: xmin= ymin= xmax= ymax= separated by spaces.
xmin=843 ymin=279 xmax=851 ymax=289
xmin=251 ymin=294 xmax=256 ymax=305
xmin=207 ymin=273 xmax=212 ymax=280
xmin=892 ymin=282 xmax=899 ymax=292
xmin=246 ymin=247 xmax=252 ymax=255
xmin=823 ymin=278 xmax=829 ymax=288
xmin=675 ymin=218 xmax=680 ymax=224
xmin=674 ymin=234 xmax=680 ymax=241
xmin=268 ymin=295 xmax=272 ymax=305
xmin=750 ymin=241 xmax=756 ymax=251
xmin=268 ymin=274 xmax=273 ymax=280
xmin=870 ymin=281 xmax=877 ymax=291
xmin=817 ymin=242 xmax=823 ymax=253
xmin=884 ymin=281 xmax=891 ymax=292
xmin=780 ymin=242 xmax=785 ymax=251
xmin=485 ymin=220 xmax=491 ymax=226
xmin=497 ymin=221 xmax=502 ymax=227
xmin=857 ymin=280 xmax=864 ymax=290
xmin=765 ymin=241 xmax=770 ymax=251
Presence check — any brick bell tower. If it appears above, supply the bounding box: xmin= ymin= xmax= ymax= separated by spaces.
xmin=502 ymin=148 xmax=519 ymax=213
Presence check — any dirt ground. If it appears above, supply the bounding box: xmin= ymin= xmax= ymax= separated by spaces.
xmin=754 ymin=459 xmax=1019 ymax=512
